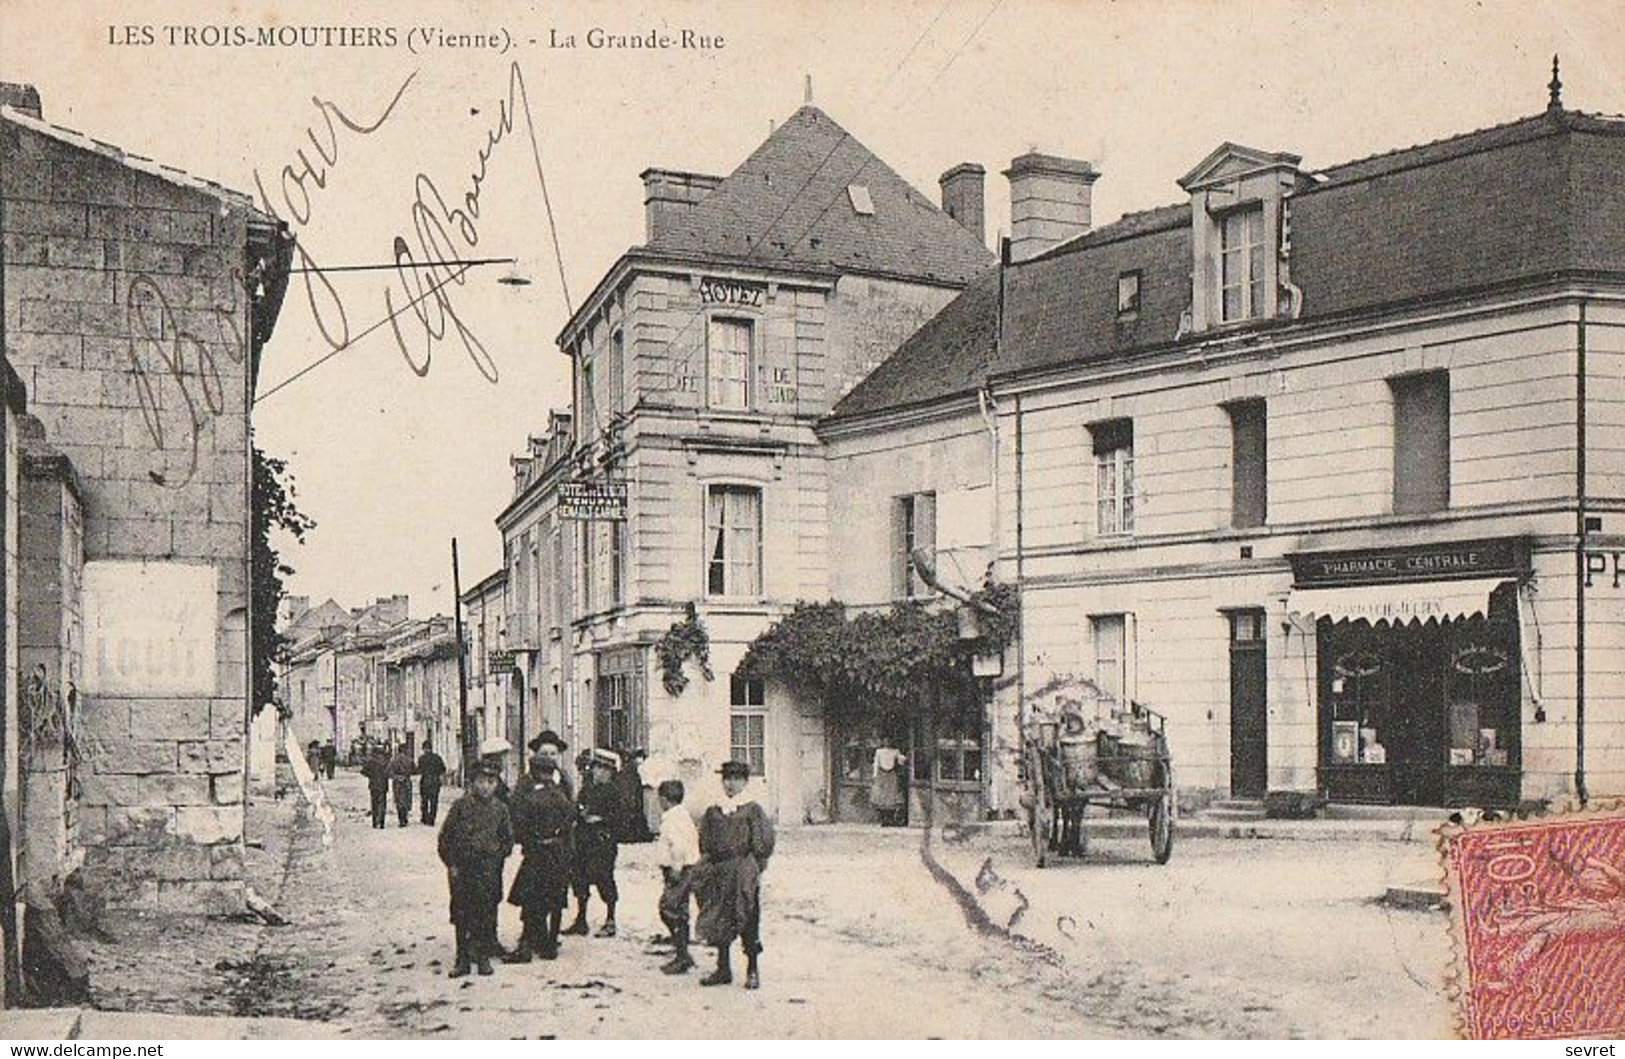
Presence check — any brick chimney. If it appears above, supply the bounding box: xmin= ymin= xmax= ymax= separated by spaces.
xmin=1004 ymin=152 xmax=1099 ymax=263
xmin=641 ymin=168 xmax=722 ymax=243
xmin=939 ymin=163 xmax=986 ymax=246
xmin=0 ymin=83 xmax=42 ymax=120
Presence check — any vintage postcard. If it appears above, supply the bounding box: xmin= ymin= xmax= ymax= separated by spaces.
xmin=0 ymin=0 xmax=1622 ymax=1042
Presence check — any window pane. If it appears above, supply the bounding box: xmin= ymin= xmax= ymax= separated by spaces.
xmin=1228 ymin=400 xmax=1268 ymax=528
xmin=1392 ymin=372 xmax=1451 ymax=514
xmin=708 ymin=319 xmax=752 ymax=410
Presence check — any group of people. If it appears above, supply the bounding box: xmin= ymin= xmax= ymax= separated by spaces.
xmin=361 ymin=740 xmax=448 ymax=828
xmin=437 ymin=730 xmax=774 ymax=989
xmin=304 ymin=739 xmax=337 ymax=781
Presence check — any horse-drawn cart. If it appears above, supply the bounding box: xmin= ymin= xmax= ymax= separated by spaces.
xmin=1021 ymin=695 xmax=1175 ymax=867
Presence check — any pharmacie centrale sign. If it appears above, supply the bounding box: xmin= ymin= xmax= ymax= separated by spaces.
xmin=559 ymin=480 xmax=628 ymax=521
xmin=1290 ymin=538 xmax=1527 ymax=587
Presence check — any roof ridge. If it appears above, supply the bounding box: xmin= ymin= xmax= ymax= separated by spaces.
xmin=1312 ymin=109 xmax=1567 ymax=182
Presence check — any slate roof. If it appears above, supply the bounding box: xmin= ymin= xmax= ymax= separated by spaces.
xmin=831 ymin=107 xmax=1625 ymax=417
xmin=646 ymin=106 xmax=994 ymax=287
xmin=831 ymin=267 xmax=1001 ymax=419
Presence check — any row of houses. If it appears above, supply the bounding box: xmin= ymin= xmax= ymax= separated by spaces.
xmin=457 ymin=71 xmax=1624 ymax=826
xmin=277 ymin=596 xmax=464 ymax=775
xmin=0 ymin=80 xmax=296 ymax=998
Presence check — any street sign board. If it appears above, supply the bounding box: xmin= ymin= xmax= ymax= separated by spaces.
xmin=559 ymin=480 xmax=628 ymax=521
xmin=488 ymin=648 xmax=520 ymax=672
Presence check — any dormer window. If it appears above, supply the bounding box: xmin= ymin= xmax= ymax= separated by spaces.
xmin=1219 ymin=208 xmax=1266 ymax=322
xmin=1178 ymin=143 xmax=1303 ymax=333
xmin=1117 ymin=271 xmax=1142 ymax=319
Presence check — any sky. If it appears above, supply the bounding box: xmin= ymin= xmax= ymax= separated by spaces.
xmin=4 ymin=0 xmax=1622 ymax=619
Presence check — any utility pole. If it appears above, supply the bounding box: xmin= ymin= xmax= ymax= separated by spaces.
xmin=451 ymin=538 xmax=473 ymax=783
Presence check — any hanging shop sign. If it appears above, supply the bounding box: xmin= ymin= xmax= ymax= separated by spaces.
xmin=1289 ymin=538 xmax=1529 ymax=588
xmin=559 ymin=480 xmax=628 ymax=521
xmin=487 ymin=649 xmax=521 ymax=673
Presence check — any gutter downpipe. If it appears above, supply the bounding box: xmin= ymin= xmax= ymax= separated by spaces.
xmin=1575 ymin=297 xmax=1589 ymax=806
xmin=999 ymin=238 xmax=1030 ymax=792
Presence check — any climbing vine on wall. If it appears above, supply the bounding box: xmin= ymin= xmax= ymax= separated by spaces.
xmin=739 ymin=579 xmax=1019 ymax=721
xmin=657 ymin=602 xmax=715 ymax=697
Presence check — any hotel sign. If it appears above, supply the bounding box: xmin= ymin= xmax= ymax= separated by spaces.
xmin=487 ymin=649 xmax=520 ymax=672
xmin=699 ymin=278 xmax=765 ymax=308
xmin=1290 ymin=538 xmax=1528 ymax=588
xmin=559 ymin=480 xmax=628 ymax=521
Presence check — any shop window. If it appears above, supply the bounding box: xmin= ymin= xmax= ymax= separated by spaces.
xmin=893 ymin=492 xmax=937 ymax=599
xmin=1391 ymin=370 xmax=1450 ymax=515
xmin=1226 ymin=399 xmax=1268 ymax=529
xmin=729 ymin=673 xmax=767 ymax=776
xmin=705 ymin=485 xmax=762 ymax=597
xmin=1091 ymin=419 xmax=1135 ymax=537
xmin=934 ymin=706 xmax=983 ymax=785
xmin=1092 ymin=614 xmax=1128 ymax=705
xmin=707 ymin=318 xmax=753 ymax=411
xmin=1219 ymin=207 xmax=1266 ymax=323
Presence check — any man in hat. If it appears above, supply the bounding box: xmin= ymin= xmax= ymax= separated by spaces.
xmin=361 ymin=743 xmax=391 ymax=829
xmin=525 ymin=730 xmax=574 ymax=799
xmin=436 ymin=757 xmax=513 ymax=977
xmin=563 ymin=749 xmax=626 ymax=937
xmin=417 ymin=739 xmax=448 ymax=826
xmin=504 ymin=732 xmax=575 ymax=961
xmin=693 ymin=759 xmax=775 ymax=989
xmin=478 ymin=736 xmax=514 ymax=803
xmin=388 ymin=743 xmax=416 ymax=827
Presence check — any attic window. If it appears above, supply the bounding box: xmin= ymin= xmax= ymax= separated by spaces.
xmin=1117 ymin=271 xmax=1142 ymax=319
xmin=847 ymin=184 xmax=875 ymax=215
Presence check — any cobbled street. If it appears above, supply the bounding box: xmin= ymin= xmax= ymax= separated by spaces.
xmin=83 ymin=773 xmax=1455 ymax=1038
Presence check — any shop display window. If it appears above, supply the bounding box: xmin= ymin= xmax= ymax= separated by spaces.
xmin=1326 ymin=627 xmax=1388 ymax=766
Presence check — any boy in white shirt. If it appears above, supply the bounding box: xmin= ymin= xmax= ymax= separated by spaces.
xmin=655 ymin=779 xmax=700 ymax=974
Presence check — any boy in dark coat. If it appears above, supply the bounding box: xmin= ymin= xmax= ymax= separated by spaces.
xmin=504 ymin=733 xmax=575 ymax=961
xmin=693 ymin=760 xmax=775 ymax=989
xmin=563 ymin=750 xmax=625 ymax=938
xmin=437 ymin=759 xmax=514 ymax=977
xmin=417 ymin=741 xmax=448 ymax=825
xmin=361 ymin=746 xmax=391 ymax=829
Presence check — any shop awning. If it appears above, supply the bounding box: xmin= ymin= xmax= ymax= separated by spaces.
xmin=1286 ymin=577 xmax=1512 ymax=626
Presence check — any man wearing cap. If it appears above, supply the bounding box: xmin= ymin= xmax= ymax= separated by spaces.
xmin=361 ymin=744 xmax=391 ymax=829
xmin=563 ymin=749 xmax=626 ymax=938
xmin=436 ymin=758 xmax=514 ymax=977
xmin=504 ymin=731 xmax=575 ymax=962
xmin=417 ymin=740 xmax=448 ymax=826
xmin=693 ymin=759 xmax=775 ymax=989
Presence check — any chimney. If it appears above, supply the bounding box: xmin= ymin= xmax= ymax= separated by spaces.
xmin=939 ymin=163 xmax=986 ymax=247
xmin=641 ymin=168 xmax=723 ymax=243
xmin=1003 ymin=152 xmax=1099 ymax=263
xmin=0 ymin=83 xmax=42 ymax=120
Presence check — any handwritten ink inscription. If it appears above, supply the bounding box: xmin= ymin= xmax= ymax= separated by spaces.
xmin=126 ymin=268 xmax=246 ymax=487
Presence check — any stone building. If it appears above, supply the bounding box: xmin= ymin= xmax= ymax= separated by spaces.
xmin=836 ymin=86 xmax=1625 ymax=812
xmin=279 ymin=595 xmax=408 ymax=757
xmin=1 ymin=84 xmax=293 ymax=914
xmin=499 ymin=106 xmax=994 ymax=819
xmin=379 ymin=617 xmax=461 ymax=771
xmin=460 ymin=568 xmax=509 ymax=754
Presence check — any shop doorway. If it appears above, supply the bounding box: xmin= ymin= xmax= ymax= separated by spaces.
xmin=1227 ymin=610 xmax=1268 ymax=798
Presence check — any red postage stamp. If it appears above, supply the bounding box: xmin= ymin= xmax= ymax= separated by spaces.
xmin=1442 ymin=807 xmax=1625 ymax=1039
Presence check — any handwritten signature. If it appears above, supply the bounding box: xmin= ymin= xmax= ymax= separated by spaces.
xmin=126 ymin=267 xmax=245 ymax=487
xmin=385 ymin=61 xmax=544 ymax=384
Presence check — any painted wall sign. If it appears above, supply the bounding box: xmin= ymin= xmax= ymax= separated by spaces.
xmin=1584 ymin=551 xmax=1625 ymax=589
xmin=699 ymin=278 xmax=765 ymax=308
xmin=1290 ymin=538 xmax=1528 ymax=587
xmin=83 ymin=561 xmax=218 ymax=696
xmin=559 ymin=479 xmax=629 ymax=521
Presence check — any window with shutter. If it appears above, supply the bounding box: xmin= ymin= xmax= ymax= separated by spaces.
xmin=1391 ymin=371 xmax=1450 ymax=514
xmin=1226 ymin=399 xmax=1268 ymax=529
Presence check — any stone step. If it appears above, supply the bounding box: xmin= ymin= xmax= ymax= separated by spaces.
xmin=1382 ymin=882 xmax=1449 ymax=911
xmin=1205 ymin=806 xmax=1268 ymax=821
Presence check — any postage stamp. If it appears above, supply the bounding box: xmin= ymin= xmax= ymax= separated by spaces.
xmin=1442 ymin=805 xmax=1625 ymax=1039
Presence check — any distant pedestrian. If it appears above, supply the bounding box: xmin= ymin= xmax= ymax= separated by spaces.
xmin=693 ymin=759 xmax=774 ymax=989
xmin=437 ymin=758 xmax=513 ymax=978
xmin=389 ymin=745 xmax=415 ymax=827
xmin=505 ymin=733 xmax=575 ymax=962
xmin=362 ymin=745 xmax=391 ymax=829
xmin=418 ymin=741 xmax=448 ymax=825
xmin=563 ymin=749 xmax=625 ymax=938
xmin=306 ymin=740 xmax=322 ymax=778
xmin=654 ymin=779 xmax=699 ymax=975
xmin=322 ymin=741 xmax=337 ymax=781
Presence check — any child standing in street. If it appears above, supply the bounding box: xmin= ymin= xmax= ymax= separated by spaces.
xmin=654 ymin=779 xmax=700 ymax=974
xmin=436 ymin=758 xmax=514 ymax=978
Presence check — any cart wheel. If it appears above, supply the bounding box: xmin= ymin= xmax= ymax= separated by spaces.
xmin=1149 ymin=792 xmax=1175 ymax=864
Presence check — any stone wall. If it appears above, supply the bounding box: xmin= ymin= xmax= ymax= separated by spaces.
xmin=2 ymin=112 xmax=255 ymax=914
